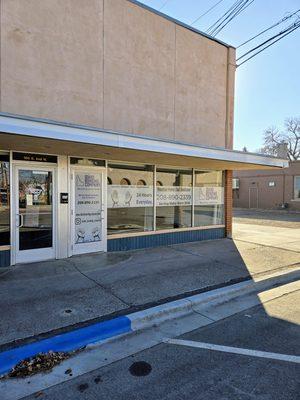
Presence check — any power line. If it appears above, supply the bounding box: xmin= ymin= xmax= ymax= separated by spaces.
xmin=210 ymin=0 xmax=254 ymax=36
xmin=206 ymin=0 xmax=254 ymax=37
xmin=208 ymin=0 xmax=254 ymax=36
xmin=206 ymin=0 xmax=242 ymax=34
xmin=237 ymin=23 xmax=300 ymax=66
xmin=159 ymin=0 xmax=171 ymax=11
xmin=237 ymin=20 xmax=300 ymax=67
xmin=237 ymin=8 xmax=300 ymax=48
xmin=191 ymin=0 xmax=226 ymax=26
xmin=237 ymin=20 xmax=300 ymax=61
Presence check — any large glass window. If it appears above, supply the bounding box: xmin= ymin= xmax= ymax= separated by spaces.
xmin=107 ymin=164 xmax=225 ymax=235
xmin=0 ymin=154 xmax=10 ymax=246
xmin=156 ymin=168 xmax=192 ymax=230
xmin=294 ymin=176 xmax=300 ymax=199
xmin=107 ymin=164 xmax=154 ymax=234
xmin=194 ymin=170 xmax=224 ymax=226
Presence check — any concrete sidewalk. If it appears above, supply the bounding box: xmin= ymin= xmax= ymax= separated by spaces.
xmin=1 ymin=235 xmax=300 ymax=348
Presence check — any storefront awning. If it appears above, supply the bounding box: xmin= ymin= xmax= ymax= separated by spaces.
xmin=0 ymin=114 xmax=288 ymax=170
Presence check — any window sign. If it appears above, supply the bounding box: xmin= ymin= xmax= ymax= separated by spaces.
xmin=107 ymin=185 xmax=153 ymax=208
xmin=194 ymin=187 xmax=224 ymax=205
xmin=268 ymin=181 xmax=275 ymax=187
xmin=194 ymin=171 xmax=224 ymax=227
xmin=74 ymin=173 xmax=102 ymax=244
xmin=156 ymin=186 xmax=192 ymax=206
xmin=107 ymin=164 xmax=154 ymax=234
xmin=156 ymin=168 xmax=193 ymax=230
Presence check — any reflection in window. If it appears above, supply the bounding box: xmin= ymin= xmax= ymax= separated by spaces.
xmin=18 ymin=169 xmax=53 ymax=250
xmin=107 ymin=164 xmax=154 ymax=234
xmin=156 ymin=168 xmax=192 ymax=230
xmin=194 ymin=170 xmax=224 ymax=226
xmin=0 ymin=154 xmax=10 ymax=246
xmin=294 ymin=176 xmax=300 ymax=199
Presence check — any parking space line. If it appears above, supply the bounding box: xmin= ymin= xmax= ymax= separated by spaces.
xmin=164 ymin=339 xmax=300 ymax=364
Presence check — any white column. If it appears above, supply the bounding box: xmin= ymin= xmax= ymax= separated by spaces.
xmin=56 ymin=155 xmax=69 ymax=259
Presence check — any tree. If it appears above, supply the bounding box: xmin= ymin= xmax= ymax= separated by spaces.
xmin=259 ymin=117 xmax=300 ymax=160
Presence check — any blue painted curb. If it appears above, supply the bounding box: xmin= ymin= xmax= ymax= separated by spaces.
xmin=0 ymin=316 xmax=131 ymax=376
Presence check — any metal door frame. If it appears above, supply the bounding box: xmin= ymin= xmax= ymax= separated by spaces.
xmin=11 ymin=162 xmax=57 ymax=265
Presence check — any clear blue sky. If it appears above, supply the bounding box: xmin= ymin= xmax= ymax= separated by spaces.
xmin=139 ymin=0 xmax=300 ymax=151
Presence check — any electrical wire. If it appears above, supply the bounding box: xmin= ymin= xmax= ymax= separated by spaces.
xmin=237 ymin=20 xmax=300 ymax=66
xmin=159 ymin=0 xmax=171 ymax=11
xmin=208 ymin=0 xmax=253 ymax=36
xmin=207 ymin=0 xmax=242 ymax=34
xmin=237 ymin=19 xmax=300 ymax=61
xmin=237 ymin=8 xmax=300 ymax=48
xmin=211 ymin=0 xmax=254 ymax=36
xmin=191 ymin=0 xmax=226 ymax=26
xmin=206 ymin=0 xmax=254 ymax=37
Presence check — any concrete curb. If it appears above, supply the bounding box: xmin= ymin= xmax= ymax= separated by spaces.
xmin=0 ymin=317 xmax=132 ymax=376
xmin=0 ymin=267 xmax=299 ymax=376
xmin=129 ymin=268 xmax=299 ymax=332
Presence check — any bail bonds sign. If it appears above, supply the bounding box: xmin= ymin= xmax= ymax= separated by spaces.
xmin=107 ymin=185 xmax=223 ymax=208
xmin=156 ymin=186 xmax=192 ymax=206
xmin=74 ymin=173 xmax=102 ymax=244
xmin=107 ymin=185 xmax=153 ymax=208
xmin=194 ymin=186 xmax=224 ymax=205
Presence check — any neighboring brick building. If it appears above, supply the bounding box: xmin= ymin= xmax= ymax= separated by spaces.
xmin=233 ymin=161 xmax=300 ymax=211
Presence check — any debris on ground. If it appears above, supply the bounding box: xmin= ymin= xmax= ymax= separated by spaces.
xmin=7 ymin=351 xmax=71 ymax=378
xmin=64 ymin=368 xmax=72 ymax=375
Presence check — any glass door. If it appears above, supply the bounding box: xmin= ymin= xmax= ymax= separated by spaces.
xmin=15 ymin=166 xmax=56 ymax=264
xmin=71 ymin=168 xmax=105 ymax=255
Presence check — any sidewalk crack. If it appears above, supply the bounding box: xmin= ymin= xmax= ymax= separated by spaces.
xmin=186 ymin=299 xmax=216 ymax=322
xmin=168 ymin=245 xmax=203 ymax=258
xmin=71 ymin=262 xmax=132 ymax=307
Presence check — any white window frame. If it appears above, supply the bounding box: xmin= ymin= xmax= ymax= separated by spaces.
xmin=11 ymin=157 xmax=58 ymax=265
xmin=294 ymin=176 xmax=300 ymax=200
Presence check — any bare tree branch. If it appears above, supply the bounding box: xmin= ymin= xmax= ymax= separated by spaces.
xmin=259 ymin=117 xmax=300 ymax=160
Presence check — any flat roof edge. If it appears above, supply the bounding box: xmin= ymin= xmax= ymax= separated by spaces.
xmin=0 ymin=113 xmax=287 ymax=169
xmin=127 ymin=0 xmax=234 ymax=49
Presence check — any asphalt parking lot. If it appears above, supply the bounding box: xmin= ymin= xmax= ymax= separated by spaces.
xmin=232 ymin=210 xmax=300 ymax=273
xmin=234 ymin=209 xmax=300 ymax=229
xmin=24 ymin=289 xmax=300 ymax=400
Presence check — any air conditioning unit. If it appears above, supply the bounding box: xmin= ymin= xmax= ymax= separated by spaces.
xmin=232 ymin=178 xmax=240 ymax=189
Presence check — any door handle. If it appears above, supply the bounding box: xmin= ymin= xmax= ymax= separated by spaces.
xmin=17 ymin=214 xmax=24 ymax=228
xmin=100 ymin=209 xmax=105 ymax=221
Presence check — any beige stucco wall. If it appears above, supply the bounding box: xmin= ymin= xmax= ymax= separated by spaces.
xmin=0 ymin=0 xmax=235 ymax=149
xmin=0 ymin=0 xmax=104 ymax=127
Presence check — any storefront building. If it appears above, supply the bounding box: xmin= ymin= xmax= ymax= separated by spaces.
xmin=0 ymin=0 xmax=287 ymax=267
